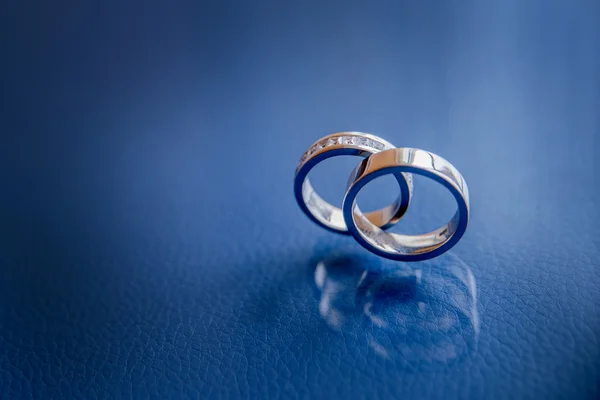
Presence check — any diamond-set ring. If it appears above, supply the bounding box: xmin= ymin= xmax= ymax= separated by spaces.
xmin=294 ymin=132 xmax=470 ymax=261
xmin=294 ymin=132 xmax=413 ymax=234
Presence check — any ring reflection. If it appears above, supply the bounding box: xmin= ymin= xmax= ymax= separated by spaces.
xmin=314 ymin=250 xmax=479 ymax=366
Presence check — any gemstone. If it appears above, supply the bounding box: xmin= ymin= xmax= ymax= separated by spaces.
xmin=341 ymin=136 xmax=352 ymax=145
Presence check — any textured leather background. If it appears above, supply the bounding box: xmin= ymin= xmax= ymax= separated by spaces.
xmin=1 ymin=0 xmax=599 ymax=399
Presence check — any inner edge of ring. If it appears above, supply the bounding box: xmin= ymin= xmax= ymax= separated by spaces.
xmin=301 ymin=177 xmax=403 ymax=231
xmin=353 ymin=202 xmax=461 ymax=254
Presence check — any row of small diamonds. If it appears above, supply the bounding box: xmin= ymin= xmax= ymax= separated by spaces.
xmin=300 ymin=135 xmax=387 ymax=163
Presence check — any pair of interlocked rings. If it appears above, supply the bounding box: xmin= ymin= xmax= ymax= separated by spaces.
xmin=294 ymin=132 xmax=470 ymax=261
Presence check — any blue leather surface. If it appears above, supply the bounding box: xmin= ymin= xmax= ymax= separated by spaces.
xmin=1 ymin=1 xmax=599 ymax=398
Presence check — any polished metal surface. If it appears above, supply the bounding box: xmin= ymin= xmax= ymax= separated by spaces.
xmin=342 ymin=148 xmax=470 ymax=261
xmin=294 ymin=132 xmax=413 ymax=234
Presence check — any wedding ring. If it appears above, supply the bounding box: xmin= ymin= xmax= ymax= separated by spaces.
xmin=294 ymin=132 xmax=413 ymax=234
xmin=342 ymin=148 xmax=469 ymax=261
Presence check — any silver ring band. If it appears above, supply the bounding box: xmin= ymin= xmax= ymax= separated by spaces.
xmin=294 ymin=132 xmax=413 ymax=234
xmin=342 ymin=147 xmax=469 ymax=260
